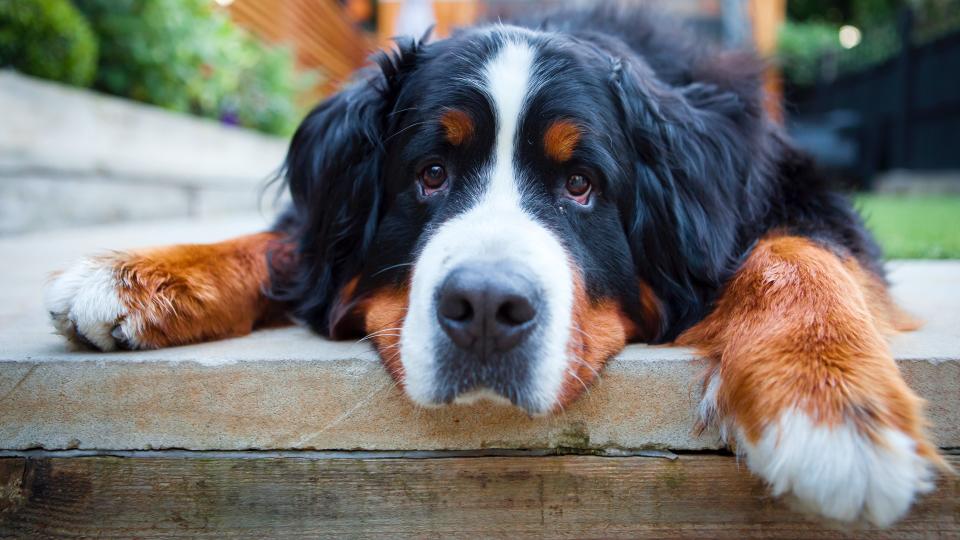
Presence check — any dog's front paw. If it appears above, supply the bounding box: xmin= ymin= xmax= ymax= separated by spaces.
xmin=45 ymin=256 xmax=141 ymax=351
xmin=740 ymin=408 xmax=936 ymax=527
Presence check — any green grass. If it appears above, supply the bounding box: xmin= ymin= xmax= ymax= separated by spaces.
xmin=855 ymin=194 xmax=960 ymax=259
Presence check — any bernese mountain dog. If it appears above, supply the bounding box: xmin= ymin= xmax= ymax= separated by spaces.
xmin=44 ymin=5 xmax=945 ymax=527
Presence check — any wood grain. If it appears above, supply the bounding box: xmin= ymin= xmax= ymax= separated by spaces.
xmin=228 ymin=0 xmax=372 ymax=95
xmin=0 ymin=455 xmax=957 ymax=539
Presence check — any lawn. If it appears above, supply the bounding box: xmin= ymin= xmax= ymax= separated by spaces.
xmin=855 ymin=194 xmax=960 ymax=259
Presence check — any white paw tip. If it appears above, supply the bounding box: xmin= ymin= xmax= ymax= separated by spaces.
xmin=743 ymin=409 xmax=935 ymax=527
xmin=44 ymin=257 xmax=131 ymax=352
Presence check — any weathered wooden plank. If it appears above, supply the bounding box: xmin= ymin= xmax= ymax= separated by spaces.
xmin=0 ymin=455 xmax=956 ymax=539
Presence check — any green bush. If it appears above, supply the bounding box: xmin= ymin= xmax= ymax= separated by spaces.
xmin=779 ymin=1 xmax=960 ymax=86
xmin=229 ymin=40 xmax=305 ymax=137
xmin=0 ymin=0 xmax=98 ymax=86
xmin=777 ymin=21 xmax=840 ymax=86
xmin=778 ymin=21 xmax=901 ymax=86
xmin=74 ymin=0 xmax=310 ymax=135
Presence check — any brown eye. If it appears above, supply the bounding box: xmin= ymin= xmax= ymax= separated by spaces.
xmin=565 ymin=173 xmax=592 ymax=203
xmin=419 ymin=163 xmax=448 ymax=194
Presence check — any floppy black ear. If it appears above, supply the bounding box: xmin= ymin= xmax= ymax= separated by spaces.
xmin=611 ymin=54 xmax=776 ymax=341
xmin=273 ymin=38 xmax=422 ymax=335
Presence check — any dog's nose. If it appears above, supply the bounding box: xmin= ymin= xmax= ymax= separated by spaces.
xmin=436 ymin=263 xmax=538 ymax=354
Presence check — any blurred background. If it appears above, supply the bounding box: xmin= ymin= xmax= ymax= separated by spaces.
xmin=0 ymin=0 xmax=957 ymax=259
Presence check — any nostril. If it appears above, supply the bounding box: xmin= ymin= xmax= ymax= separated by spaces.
xmin=496 ymin=296 xmax=535 ymax=327
xmin=439 ymin=294 xmax=473 ymax=322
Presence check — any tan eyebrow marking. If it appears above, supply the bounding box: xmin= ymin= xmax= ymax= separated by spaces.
xmin=439 ymin=109 xmax=474 ymax=146
xmin=544 ymin=119 xmax=581 ymax=162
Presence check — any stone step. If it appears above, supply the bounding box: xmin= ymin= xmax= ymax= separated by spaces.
xmin=1 ymin=217 xmax=957 ymax=452
xmin=0 ymin=71 xmax=288 ymax=234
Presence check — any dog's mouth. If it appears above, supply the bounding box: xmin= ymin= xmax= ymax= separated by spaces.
xmin=424 ymin=261 xmax=552 ymax=413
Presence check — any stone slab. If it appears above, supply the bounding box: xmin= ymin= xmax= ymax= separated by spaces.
xmin=0 ymin=175 xmax=192 ymax=233
xmin=0 ymin=71 xmax=287 ymax=186
xmin=0 ymin=175 xmax=284 ymax=234
xmin=0 ymin=71 xmax=289 ymax=234
xmin=0 ymin=218 xmax=957 ymax=451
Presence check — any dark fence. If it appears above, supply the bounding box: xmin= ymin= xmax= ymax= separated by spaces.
xmin=786 ymin=14 xmax=960 ymax=185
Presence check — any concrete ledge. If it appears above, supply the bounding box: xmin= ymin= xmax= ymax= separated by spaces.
xmin=1 ymin=218 xmax=958 ymax=451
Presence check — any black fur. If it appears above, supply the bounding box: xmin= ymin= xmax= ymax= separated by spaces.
xmin=271 ymin=5 xmax=882 ymax=343
xmin=269 ymin=37 xmax=423 ymax=334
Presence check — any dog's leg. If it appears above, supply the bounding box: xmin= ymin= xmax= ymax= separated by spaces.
xmin=45 ymin=232 xmax=291 ymax=351
xmin=678 ymin=234 xmax=945 ymax=527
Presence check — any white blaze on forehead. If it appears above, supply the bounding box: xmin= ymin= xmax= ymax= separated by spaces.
xmin=484 ymin=39 xmax=536 ymax=206
xmin=400 ymin=36 xmax=575 ymax=414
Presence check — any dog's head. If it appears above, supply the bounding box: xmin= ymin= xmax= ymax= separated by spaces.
xmin=276 ymin=23 xmax=769 ymax=414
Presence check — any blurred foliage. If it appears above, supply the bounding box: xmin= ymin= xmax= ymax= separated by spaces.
xmin=779 ymin=0 xmax=960 ymax=86
xmin=911 ymin=0 xmax=960 ymax=41
xmin=778 ymin=21 xmax=900 ymax=85
xmin=73 ymin=0 xmax=311 ymax=135
xmin=0 ymin=0 xmax=98 ymax=86
xmin=777 ymin=21 xmax=841 ymax=86
xmin=787 ymin=0 xmax=902 ymax=26
xmin=230 ymin=41 xmax=307 ymax=136
xmin=857 ymin=194 xmax=960 ymax=259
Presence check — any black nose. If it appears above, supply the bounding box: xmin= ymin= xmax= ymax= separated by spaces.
xmin=436 ymin=263 xmax=539 ymax=355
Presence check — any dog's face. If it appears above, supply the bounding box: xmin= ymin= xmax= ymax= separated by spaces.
xmin=389 ymin=31 xmax=647 ymax=414
xmin=280 ymin=26 xmax=761 ymax=415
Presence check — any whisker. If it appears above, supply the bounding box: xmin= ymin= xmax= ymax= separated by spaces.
xmin=360 ymin=327 xmax=401 ymax=333
xmin=365 ymin=332 xmax=403 ymax=339
xmin=363 ymin=329 xmax=404 ymax=337
xmin=571 ymin=324 xmax=599 ymax=342
xmin=371 ymin=262 xmax=415 ymax=278
xmin=295 ymin=377 xmax=399 ymax=445
xmin=388 ymin=106 xmax=419 ymax=117
xmin=369 ymin=343 xmax=402 ymax=355
xmin=384 ymin=120 xmax=431 ymax=144
xmin=567 ymin=368 xmax=590 ymax=396
xmin=363 ymin=334 xmax=402 ymax=342
xmin=570 ymin=356 xmax=600 ymax=379
xmin=555 ymin=399 xmax=566 ymax=416
xmin=356 ymin=327 xmax=405 ymax=344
